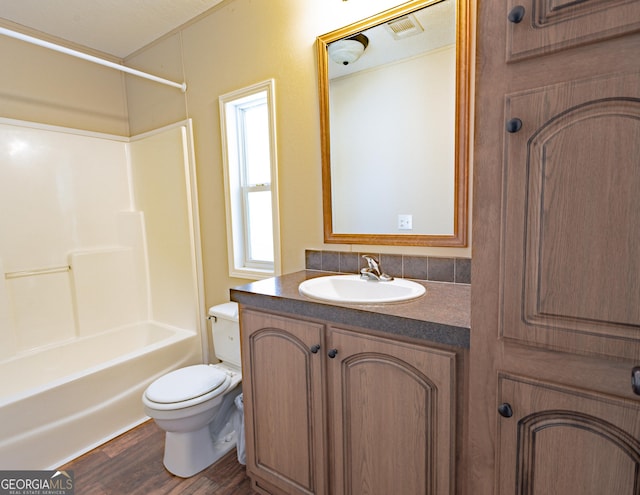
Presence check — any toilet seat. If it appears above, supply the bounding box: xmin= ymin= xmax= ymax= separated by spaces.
xmin=144 ymin=364 xmax=232 ymax=411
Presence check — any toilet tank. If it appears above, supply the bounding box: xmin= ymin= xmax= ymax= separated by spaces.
xmin=209 ymin=302 xmax=241 ymax=368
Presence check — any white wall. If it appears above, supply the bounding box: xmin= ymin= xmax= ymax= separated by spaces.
xmin=330 ymin=45 xmax=456 ymax=235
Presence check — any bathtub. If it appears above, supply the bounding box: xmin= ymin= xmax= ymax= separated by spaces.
xmin=0 ymin=321 xmax=201 ymax=469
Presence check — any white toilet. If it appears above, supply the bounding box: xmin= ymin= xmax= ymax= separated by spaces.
xmin=142 ymin=302 xmax=242 ymax=478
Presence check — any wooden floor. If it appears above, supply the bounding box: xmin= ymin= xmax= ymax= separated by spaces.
xmin=60 ymin=420 xmax=256 ymax=494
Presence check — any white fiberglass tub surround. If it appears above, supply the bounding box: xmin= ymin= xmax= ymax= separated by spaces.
xmin=0 ymin=118 xmax=206 ymax=469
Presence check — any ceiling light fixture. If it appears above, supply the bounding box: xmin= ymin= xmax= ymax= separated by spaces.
xmin=328 ymin=34 xmax=369 ymax=66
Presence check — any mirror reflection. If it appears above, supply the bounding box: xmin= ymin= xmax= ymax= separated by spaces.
xmin=317 ymin=0 xmax=469 ymax=246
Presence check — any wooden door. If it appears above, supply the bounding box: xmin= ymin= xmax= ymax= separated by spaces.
xmin=470 ymin=0 xmax=640 ymax=493
xmin=240 ymin=309 xmax=327 ymax=495
xmin=326 ymin=326 xmax=456 ymax=495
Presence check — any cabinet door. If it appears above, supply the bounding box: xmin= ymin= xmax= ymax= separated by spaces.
xmin=241 ymin=309 xmax=327 ymax=495
xmin=327 ymin=327 xmax=456 ymax=495
xmin=505 ymin=0 xmax=640 ymax=60
xmin=497 ymin=375 xmax=640 ymax=495
xmin=500 ymin=71 xmax=640 ymax=360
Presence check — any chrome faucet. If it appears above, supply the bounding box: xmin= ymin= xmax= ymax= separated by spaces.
xmin=360 ymin=255 xmax=394 ymax=282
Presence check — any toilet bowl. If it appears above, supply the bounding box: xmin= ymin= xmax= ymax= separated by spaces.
xmin=142 ymin=302 xmax=242 ymax=477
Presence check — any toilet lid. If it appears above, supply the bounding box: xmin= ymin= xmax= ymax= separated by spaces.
xmin=145 ymin=365 xmax=229 ymax=404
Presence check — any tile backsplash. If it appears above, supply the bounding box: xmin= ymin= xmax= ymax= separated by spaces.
xmin=305 ymin=250 xmax=471 ymax=285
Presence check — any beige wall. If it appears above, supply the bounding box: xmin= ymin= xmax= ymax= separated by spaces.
xmin=125 ymin=0 xmax=472 ymax=309
xmin=0 ymin=22 xmax=129 ymax=135
xmin=0 ymin=0 xmax=472 ymax=313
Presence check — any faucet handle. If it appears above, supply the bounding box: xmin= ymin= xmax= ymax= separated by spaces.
xmin=361 ymin=254 xmax=381 ymax=274
xmin=360 ymin=255 xmax=393 ymax=281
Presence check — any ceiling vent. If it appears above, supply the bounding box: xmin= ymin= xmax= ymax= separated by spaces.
xmin=384 ymin=14 xmax=424 ymax=40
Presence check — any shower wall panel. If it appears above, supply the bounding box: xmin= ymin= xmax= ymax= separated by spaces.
xmin=0 ymin=120 xmax=132 ymax=354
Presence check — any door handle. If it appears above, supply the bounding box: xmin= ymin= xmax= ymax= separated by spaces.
xmin=632 ymin=367 xmax=640 ymax=396
xmin=506 ymin=118 xmax=523 ymax=133
xmin=508 ymin=5 xmax=525 ymax=23
xmin=498 ymin=403 xmax=514 ymax=418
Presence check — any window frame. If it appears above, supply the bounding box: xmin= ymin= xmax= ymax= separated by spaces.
xmin=219 ymin=79 xmax=281 ymax=279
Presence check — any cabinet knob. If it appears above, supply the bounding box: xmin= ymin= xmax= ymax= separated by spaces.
xmin=632 ymin=367 xmax=640 ymax=395
xmin=310 ymin=344 xmax=321 ymax=354
xmin=508 ymin=5 xmax=526 ymax=23
xmin=498 ymin=403 xmax=514 ymax=418
xmin=328 ymin=349 xmax=338 ymax=359
xmin=506 ymin=118 xmax=523 ymax=133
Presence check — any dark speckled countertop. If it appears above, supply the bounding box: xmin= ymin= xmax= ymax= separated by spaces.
xmin=230 ymin=270 xmax=470 ymax=348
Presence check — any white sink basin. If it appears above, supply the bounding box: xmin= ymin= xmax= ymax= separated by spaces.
xmin=299 ymin=275 xmax=425 ymax=304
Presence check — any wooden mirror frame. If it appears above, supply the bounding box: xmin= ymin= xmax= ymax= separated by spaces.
xmin=316 ymin=0 xmax=471 ymax=247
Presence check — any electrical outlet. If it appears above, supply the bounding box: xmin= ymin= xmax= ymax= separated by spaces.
xmin=398 ymin=214 xmax=413 ymax=230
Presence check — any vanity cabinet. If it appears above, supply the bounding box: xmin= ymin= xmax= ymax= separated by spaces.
xmin=240 ymin=308 xmax=457 ymax=495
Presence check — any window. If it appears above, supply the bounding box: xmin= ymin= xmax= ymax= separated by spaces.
xmin=219 ymin=80 xmax=280 ymax=279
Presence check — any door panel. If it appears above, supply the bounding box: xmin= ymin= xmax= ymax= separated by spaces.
xmin=497 ymin=374 xmax=640 ymax=495
xmin=500 ymin=71 xmax=640 ymax=359
xmin=327 ymin=327 xmax=456 ymax=495
xmin=506 ymin=0 xmax=640 ymax=60
xmin=241 ymin=310 xmax=327 ymax=495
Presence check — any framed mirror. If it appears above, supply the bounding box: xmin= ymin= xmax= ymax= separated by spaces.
xmin=316 ymin=0 xmax=471 ymax=246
